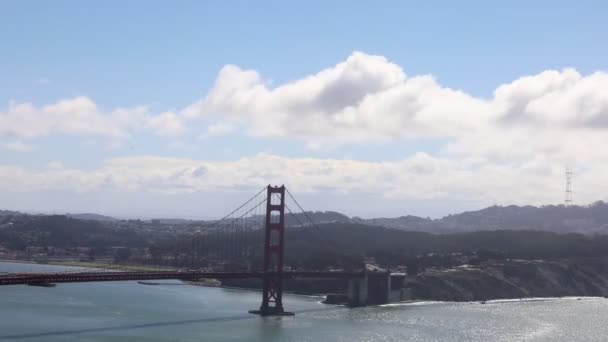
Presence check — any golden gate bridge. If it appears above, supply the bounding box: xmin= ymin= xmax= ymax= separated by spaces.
xmin=0 ymin=185 xmax=394 ymax=316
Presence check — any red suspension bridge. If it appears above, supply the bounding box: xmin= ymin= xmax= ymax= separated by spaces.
xmin=0 ymin=185 xmax=395 ymax=316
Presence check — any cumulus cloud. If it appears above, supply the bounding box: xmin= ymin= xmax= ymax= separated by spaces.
xmin=493 ymin=68 xmax=608 ymax=127
xmin=0 ymin=97 xmax=186 ymax=141
xmin=186 ymin=52 xmax=608 ymax=160
xmin=184 ymin=51 xmax=491 ymax=144
xmin=8 ymin=52 xmax=605 ymax=163
xmin=145 ymin=111 xmax=185 ymax=137
xmin=5 ymin=53 xmax=606 ymax=158
xmin=0 ymin=97 xmax=120 ymax=139
xmin=200 ymin=122 xmax=235 ymax=139
xmin=445 ymin=69 xmax=608 ymax=164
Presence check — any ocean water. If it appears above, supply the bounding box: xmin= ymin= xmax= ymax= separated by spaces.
xmin=1 ymin=261 xmax=607 ymax=341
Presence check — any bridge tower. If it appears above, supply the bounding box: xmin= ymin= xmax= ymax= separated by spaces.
xmin=250 ymin=185 xmax=294 ymax=316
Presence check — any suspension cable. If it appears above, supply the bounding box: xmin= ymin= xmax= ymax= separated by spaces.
xmin=212 ymin=197 xmax=267 ymax=231
xmin=202 ymin=186 xmax=267 ymax=229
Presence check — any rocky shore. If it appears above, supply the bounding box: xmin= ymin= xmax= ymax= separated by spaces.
xmin=403 ymin=257 xmax=608 ymax=301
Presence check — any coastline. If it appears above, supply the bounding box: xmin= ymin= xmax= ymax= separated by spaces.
xmin=5 ymin=258 xmax=608 ymax=304
xmin=0 ymin=258 xmax=44 ymax=265
xmin=402 ymin=258 xmax=608 ymax=302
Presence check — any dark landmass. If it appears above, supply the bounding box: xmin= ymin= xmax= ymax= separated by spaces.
xmin=149 ymin=218 xmax=194 ymax=225
xmin=3 ymin=202 xmax=608 ymax=302
xmin=256 ymin=201 xmax=608 ymax=235
xmin=353 ymin=201 xmax=608 ymax=234
xmin=5 ymin=200 xmax=608 ymax=235
xmin=4 ymin=214 xmax=608 ymax=270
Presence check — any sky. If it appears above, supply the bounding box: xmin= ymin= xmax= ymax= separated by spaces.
xmin=1 ymin=1 xmax=607 ymax=219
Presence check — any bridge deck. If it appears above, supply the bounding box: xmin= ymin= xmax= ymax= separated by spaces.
xmin=0 ymin=270 xmax=379 ymax=286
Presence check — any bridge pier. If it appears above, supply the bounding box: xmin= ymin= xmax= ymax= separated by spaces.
xmin=347 ymin=273 xmax=369 ymax=307
xmin=348 ymin=272 xmax=401 ymax=307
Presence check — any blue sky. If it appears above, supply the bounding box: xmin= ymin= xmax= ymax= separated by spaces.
xmin=1 ymin=1 xmax=607 ymax=218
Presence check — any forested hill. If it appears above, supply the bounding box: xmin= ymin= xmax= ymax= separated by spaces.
xmin=288 ymin=202 xmax=608 ymax=234
xmin=2 ymin=200 xmax=608 ymax=238
xmin=353 ymin=201 xmax=608 ymax=234
xmin=3 ymin=214 xmax=608 ymax=269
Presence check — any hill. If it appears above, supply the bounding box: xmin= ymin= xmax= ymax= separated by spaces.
xmin=68 ymin=213 xmax=118 ymax=222
xmin=352 ymin=201 xmax=608 ymax=234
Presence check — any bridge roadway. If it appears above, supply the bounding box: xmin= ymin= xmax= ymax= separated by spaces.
xmin=0 ymin=270 xmax=382 ymax=286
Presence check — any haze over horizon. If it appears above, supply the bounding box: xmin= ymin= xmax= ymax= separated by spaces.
xmin=8 ymin=199 xmax=606 ymax=222
xmin=1 ymin=1 xmax=607 ymax=219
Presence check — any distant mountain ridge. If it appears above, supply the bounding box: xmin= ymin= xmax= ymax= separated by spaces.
xmin=67 ymin=213 xmax=118 ymax=222
xmin=274 ymin=202 xmax=608 ymax=234
xmin=353 ymin=202 xmax=608 ymax=234
xmin=3 ymin=201 xmax=608 ymax=234
xmin=291 ymin=202 xmax=608 ymax=234
xmin=352 ymin=215 xmax=434 ymax=231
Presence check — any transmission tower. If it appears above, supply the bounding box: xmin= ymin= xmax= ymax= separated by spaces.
xmin=565 ymin=168 xmax=573 ymax=207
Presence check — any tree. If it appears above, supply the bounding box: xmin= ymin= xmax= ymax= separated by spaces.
xmin=406 ymin=258 xmax=420 ymax=276
xmin=113 ymin=248 xmax=131 ymax=263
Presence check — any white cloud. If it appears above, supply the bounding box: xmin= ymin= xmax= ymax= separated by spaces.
xmin=46 ymin=161 xmax=64 ymax=170
xmin=12 ymin=52 xmax=606 ymax=163
xmin=0 ymin=97 xmax=119 ymax=139
xmin=186 ymin=52 xmax=608 ymax=151
xmin=491 ymin=68 xmax=608 ymax=127
xmin=0 ymin=97 xmax=186 ymax=141
xmin=2 ymin=52 xmax=608 ymax=213
xmin=182 ymin=51 xmax=608 ymax=174
xmin=146 ymin=111 xmax=185 ymax=137
xmin=0 ymin=153 xmax=605 ymax=208
xmin=184 ymin=51 xmax=491 ymax=144
xmin=1 ymin=140 xmax=35 ymax=152
xmin=200 ymin=122 xmax=235 ymax=139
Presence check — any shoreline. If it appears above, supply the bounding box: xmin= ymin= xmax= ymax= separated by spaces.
xmin=4 ymin=259 xmax=608 ymax=305
xmin=380 ymin=296 xmax=606 ymax=308
xmin=402 ymin=258 xmax=608 ymax=302
xmin=0 ymin=258 xmax=43 ymax=265
xmin=0 ymin=259 xmax=178 ymax=272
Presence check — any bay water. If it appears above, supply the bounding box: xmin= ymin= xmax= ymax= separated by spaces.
xmin=1 ymin=262 xmax=607 ymax=341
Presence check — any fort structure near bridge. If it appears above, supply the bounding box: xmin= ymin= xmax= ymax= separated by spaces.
xmin=347 ymin=271 xmax=407 ymax=307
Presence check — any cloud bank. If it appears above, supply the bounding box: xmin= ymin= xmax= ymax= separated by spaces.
xmin=186 ymin=52 xmax=608 ymax=162
xmin=1 ymin=152 xmax=606 ymax=209
xmin=1 ymin=51 xmax=607 ymax=213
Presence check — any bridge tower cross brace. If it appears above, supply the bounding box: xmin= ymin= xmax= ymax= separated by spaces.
xmin=250 ymin=185 xmax=294 ymax=316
